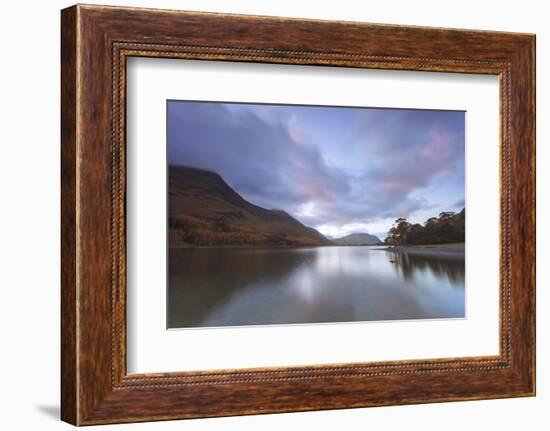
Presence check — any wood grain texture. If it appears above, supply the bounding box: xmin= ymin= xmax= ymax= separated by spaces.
xmin=60 ymin=4 xmax=536 ymax=425
xmin=60 ymin=5 xmax=78 ymax=425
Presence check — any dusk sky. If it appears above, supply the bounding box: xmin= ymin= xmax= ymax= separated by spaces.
xmin=167 ymin=101 xmax=465 ymax=240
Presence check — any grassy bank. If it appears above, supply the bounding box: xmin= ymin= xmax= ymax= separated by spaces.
xmin=406 ymin=242 xmax=464 ymax=249
xmin=381 ymin=243 xmax=465 ymax=259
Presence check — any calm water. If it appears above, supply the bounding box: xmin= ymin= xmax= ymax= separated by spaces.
xmin=168 ymin=246 xmax=465 ymax=329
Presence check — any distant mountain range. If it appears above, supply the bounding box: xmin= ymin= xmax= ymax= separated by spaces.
xmin=333 ymin=233 xmax=383 ymax=245
xmin=168 ymin=165 xmax=332 ymax=247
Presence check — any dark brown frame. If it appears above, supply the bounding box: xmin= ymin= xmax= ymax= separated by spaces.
xmin=61 ymin=4 xmax=536 ymax=426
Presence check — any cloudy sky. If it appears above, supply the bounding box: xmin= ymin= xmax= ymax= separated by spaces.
xmin=167 ymin=101 xmax=465 ymax=240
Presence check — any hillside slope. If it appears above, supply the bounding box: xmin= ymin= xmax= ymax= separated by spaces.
xmin=333 ymin=233 xmax=382 ymax=245
xmin=168 ymin=165 xmax=332 ymax=247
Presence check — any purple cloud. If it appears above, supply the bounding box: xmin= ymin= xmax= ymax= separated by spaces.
xmin=168 ymin=101 xmax=465 ymax=233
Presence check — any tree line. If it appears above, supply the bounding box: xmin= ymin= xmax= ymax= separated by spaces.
xmin=384 ymin=208 xmax=465 ymax=245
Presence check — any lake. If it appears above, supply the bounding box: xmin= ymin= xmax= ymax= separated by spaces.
xmin=168 ymin=246 xmax=465 ymax=329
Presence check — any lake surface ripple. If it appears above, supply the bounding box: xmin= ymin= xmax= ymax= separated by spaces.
xmin=168 ymin=246 xmax=465 ymax=328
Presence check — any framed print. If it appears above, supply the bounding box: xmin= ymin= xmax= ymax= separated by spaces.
xmin=164 ymin=102 xmax=468 ymax=329
xmin=61 ymin=4 xmax=536 ymax=425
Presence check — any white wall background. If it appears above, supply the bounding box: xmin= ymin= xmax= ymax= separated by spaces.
xmin=0 ymin=0 xmax=546 ymax=429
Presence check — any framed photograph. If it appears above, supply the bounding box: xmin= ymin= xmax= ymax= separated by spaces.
xmin=61 ymin=4 xmax=536 ymax=425
xmin=164 ymin=101 xmax=466 ymax=329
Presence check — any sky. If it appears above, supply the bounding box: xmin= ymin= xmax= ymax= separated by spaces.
xmin=167 ymin=101 xmax=465 ymax=240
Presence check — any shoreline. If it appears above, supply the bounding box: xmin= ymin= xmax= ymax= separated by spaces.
xmin=169 ymin=243 xmax=385 ymax=249
xmin=168 ymin=243 xmax=465 ymax=257
xmin=378 ymin=244 xmax=465 ymax=259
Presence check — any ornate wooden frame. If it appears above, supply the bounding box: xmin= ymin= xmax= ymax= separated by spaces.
xmin=61 ymin=4 xmax=535 ymax=425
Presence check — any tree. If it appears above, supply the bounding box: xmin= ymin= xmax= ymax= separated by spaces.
xmin=385 ymin=209 xmax=466 ymax=245
xmin=385 ymin=217 xmax=411 ymax=245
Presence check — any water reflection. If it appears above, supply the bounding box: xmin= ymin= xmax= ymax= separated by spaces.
xmin=168 ymin=246 xmax=465 ymax=328
xmin=385 ymin=249 xmax=465 ymax=283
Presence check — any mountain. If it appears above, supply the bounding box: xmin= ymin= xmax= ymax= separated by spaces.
xmin=168 ymin=165 xmax=332 ymax=247
xmin=333 ymin=233 xmax=383 ymax=246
